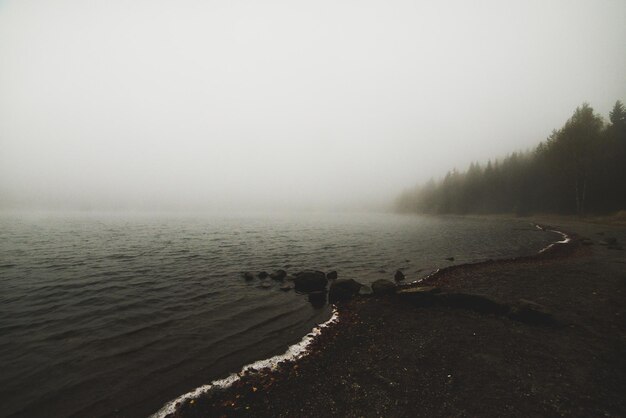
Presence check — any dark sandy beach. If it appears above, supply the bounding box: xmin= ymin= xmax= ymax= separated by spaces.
xmin=170 ymin=219 xmax=626 ymax=417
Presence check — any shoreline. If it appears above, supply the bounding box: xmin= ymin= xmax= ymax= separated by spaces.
xmin=3 ymin=213 xmax=564 ymax=418
xmin=164 ymin=218 xmax=626 ymax=417
xmin=396 ymin=222 xmax=577 ymax=296
xmin=151 ymin=307 xmax=340 ymax=418
xmin=155 ymin=221 xmax=564 ymax=416
xmin=150 ymin=220 xmax=564 ymax=416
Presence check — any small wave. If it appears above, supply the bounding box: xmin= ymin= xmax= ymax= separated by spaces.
xmin=106 ymin=253 xmax=143 ymax=260
xmin=46 ymin=264 xmax=70 ymax=270
xmin=0 ymin=263 xmax=16 ymax=268
xmin=150 ymin=307 xmax=339 ymax=418
xmin=187 ymin=290 xmax=221 ymax=302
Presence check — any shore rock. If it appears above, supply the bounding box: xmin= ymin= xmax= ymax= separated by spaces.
xmin=328 ymin=279 xmax=364 ymax=303
xmin=438 ymin=293 xmax=509 ymax=315
xmin=326 ymin=271 xmax=338 ymax=280
xmin=270 ymin=269 xmax=287 ymax=280
xmin=294 ymin=271 xmax=328 ymax=293
xmin=600 ymin=237 xmax=622 ymax=250
xmin=508 ymin=299 xmax=554 ymax=325
xmin=394 ymin=270 xmax=405 ymax=282
xmin=372 ymin=279 xmax=396 ymax=295
xmin=397 ymin=286 xmax=441 ymax=306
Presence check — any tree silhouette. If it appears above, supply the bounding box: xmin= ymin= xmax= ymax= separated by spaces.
xmin=396 ymin=101 xmax=626 ymax=216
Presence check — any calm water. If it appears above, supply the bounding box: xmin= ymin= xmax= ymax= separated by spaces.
xmin=0 ymin=212 xmax=558 ymax=417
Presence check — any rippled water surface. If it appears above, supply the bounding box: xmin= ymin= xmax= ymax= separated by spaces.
xmin=0 ymin=212 xmax=558 ymax=417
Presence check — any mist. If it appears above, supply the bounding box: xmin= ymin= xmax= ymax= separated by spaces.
xmin=1 ymin=0 xmax=625 ymax=212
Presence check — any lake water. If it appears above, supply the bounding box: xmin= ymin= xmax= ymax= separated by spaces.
xmin=0 ymin=212 xmax=559 ymax=417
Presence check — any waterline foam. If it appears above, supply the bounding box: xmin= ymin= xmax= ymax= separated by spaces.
xmin=411 ymin=223 xmax=572 ymax=286
xmin=151 ymin=306 xmax=339 ymax=418
xmin=536 ymin=224 xmax=571 ymax=253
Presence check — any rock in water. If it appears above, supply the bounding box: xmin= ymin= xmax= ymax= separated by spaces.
xmin=269 ymin=269 xmax=287 ymax=280
xmin=394 ymin=270 xmax=405 ymax=282
xmin=329 ymin=279 xmax=364 ymax=303
xmin=326 ymin=271 xmax=338 ymax=280
xmin=359 ymin=285 xmax=373 ymax=295
xmin=258 ymin=271 xmax=269 ymax=279
xmin=279 ymin=283 xmax=293 ymax=291
xmin=445 ymin=257 xmax=455 ymax=262
xmin=294 ymin=270 xmax=328 ymax=293
xmin=243 ymin=272 xmax=255 ymax=281
xmin=372 ymin=279 xmax=396 ymax=295
xmin=308 ymin=291 xmax=327 ymax=307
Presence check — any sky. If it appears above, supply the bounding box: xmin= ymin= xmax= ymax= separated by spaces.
xmin=1 ymin=0 xmax=625 ymax=212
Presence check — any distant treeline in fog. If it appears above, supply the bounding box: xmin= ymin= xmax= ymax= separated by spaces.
xmin=396 ymin=101 xmax=626 ymax=215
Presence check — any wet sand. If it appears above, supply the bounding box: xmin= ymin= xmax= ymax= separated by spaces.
xmin=170 ymin=219 xmax=626 ymax=417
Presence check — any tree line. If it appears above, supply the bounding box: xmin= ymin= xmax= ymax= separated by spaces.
xmin=396 ymin=101 xmax=626 ymax=216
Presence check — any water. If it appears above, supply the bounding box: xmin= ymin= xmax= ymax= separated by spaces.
xmin=0 ymin=212 xmax=558 ymax=417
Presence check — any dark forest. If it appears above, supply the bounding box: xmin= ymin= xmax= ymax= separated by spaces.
xmin=396 ymin=101 xmax=626 ymax=216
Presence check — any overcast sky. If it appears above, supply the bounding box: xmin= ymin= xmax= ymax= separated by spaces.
xmin=1 ymin=0 xmax=625 ymax=212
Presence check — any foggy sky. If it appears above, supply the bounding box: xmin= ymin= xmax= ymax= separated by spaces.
xmin=1 ymin=0 xmax=625 ymax=212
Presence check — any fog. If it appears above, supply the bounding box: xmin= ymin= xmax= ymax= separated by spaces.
xmin=1 ymin=0 xmax=625 ymax=212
